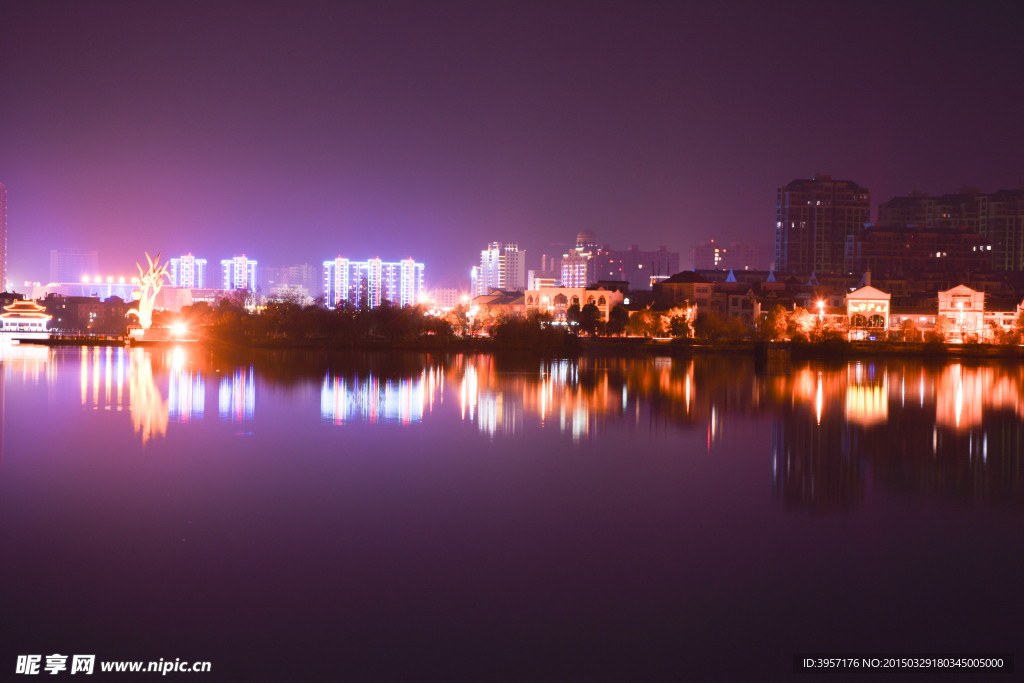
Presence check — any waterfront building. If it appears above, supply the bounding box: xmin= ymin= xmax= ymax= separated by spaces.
xmin=934 ymin=284 xmax=1021 ymax=342
xmin=470 ymin=289 xmax=526 ymax=322
xmin=845 ymin=286 xmax=891 ymax=340
xmin=41 ymin=293 xmax=130 ymax=332
xmin=221 ymin=255 xmax=258 ymax=290
xmin=49 ymin=249 xmax=99 ymax=284
xmin=775 ymin=175 xmax=871 ymax=274
xmin=1 ymin=298 xmax=50 ymax=333
xmin=478 ymin=242 xmax=525 ymax=295
xmin=322 ymin=257 xmax=424 ymax=308
xmin=168 ymin=254 xmax=208 ymax=288
xmin=523 ymin=286 xmax=624 ymax=322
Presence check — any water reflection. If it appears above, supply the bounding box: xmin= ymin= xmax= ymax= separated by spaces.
xmin=320 ymin=367 xmax=436 ymax=424
xmin=219 ymin=367 xmax=255 ymax=423
xmin=169 ymin=348 xmax=205 ymax=423
xmin=8 ymin=345 xmax=1024 ymax=506
xmin=78 ymin=346 xmax=126 ymax=412
xmin=129 ymin=349 xmax=168 ymax=444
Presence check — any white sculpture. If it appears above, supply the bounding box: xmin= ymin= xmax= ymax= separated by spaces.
xmin=127 ymin=252 xmax=170 ymax=330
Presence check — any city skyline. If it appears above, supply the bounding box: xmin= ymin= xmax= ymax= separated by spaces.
xmin=1 ymin=2 xmax=1022 ymax=289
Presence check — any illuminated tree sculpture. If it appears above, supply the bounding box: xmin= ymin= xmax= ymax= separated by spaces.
xmin=127 ymin=252 xmax=170 ymax=330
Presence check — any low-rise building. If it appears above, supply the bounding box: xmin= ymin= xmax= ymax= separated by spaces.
xmin=471 ymin=289 xmax=526 ymax=322
xmin=845 ymin=286 xmax=891 ymax=340
xmin=936 ymin=284 xmax=1023 ymax=342
xmin=656 ymin=271 xmax=714 ymax=310
xmin=523 ymin=286 xmax=624 ymax=322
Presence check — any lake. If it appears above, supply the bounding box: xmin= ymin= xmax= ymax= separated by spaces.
xmin=1 ymin=344 xmax=1020 ymax=680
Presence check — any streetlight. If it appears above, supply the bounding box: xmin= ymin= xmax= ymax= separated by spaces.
xmin=817 ymin=299 xmax=825 ymax=323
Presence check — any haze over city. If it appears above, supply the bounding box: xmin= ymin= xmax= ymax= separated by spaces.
xmin=2 ymin=0 xmax=1023 ymax=289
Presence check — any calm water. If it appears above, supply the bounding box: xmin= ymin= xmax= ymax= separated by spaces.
xmin=0 ymin=344 xmax=1021 ymax=680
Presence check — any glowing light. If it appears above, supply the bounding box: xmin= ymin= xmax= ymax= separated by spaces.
xmin=118 ymin=277 xmax=125 ymax=284
xmin=94 ymin=276 xmax=101 ymax=283
xmin=82 ymin=276 xmax=90 ymax=283
xmin=172 ymin=323 xmax=186 ymax=336
xmin=107 ymin=276 xmax=114 ymax=283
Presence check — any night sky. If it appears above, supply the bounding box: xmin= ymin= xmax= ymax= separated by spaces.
xmin=1 ymin=0 xmax=1022 ymax=289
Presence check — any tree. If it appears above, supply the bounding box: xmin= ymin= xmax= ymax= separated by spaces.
xmin=606 ymin=304 xmax=629 ymax=336
xmin=577 ymin=303 xmax=602 ymax=337
xmin=929 ymin=315 xmax=953 ymax=342
xmin=763 ymin=305 xmax=788 ymax=340
xmin=668 ymin=313 xmax=691 ymax=338
xmin=565 ymin=303 xmax=582 ymax=333
xmin=901 ymin=318 xmax=922 ymax=342
xmin=786 ymin=308 xmax=813 ymax=341
xmin=626 ymin=308 xmax=660 ymax=337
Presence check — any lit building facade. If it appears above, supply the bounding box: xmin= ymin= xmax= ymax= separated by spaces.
xmin=523 ymin=286 xmax=624 ymax=322
xmin=845 ymin=285 xmax=890 ymax=340
xmin=1 ymin=299 xmax=50 ymax=333
xmin=776 ymin=175 xmax=871 ymax=274
xmin=477 ymin=242 xmax=526 ymax=294
xmin=221 ymin=256 xmax=258 ymax=291
xmin=169 ymin=254 xmax=208 ymax=288
xmin=938 ymin=285 xmax=985 ymax=342
xmin=322 ymin=257 xmax=425 ymax=308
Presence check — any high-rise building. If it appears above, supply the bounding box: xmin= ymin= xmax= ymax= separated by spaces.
xmin=323 ymin=257 xmax=424 ymax=308
xmin=49 ymin=249 xmax=100 ymax=283
xmin=477 ymin=242 xmax=525 ymax=295
xmin=689 ymin=241 xmax=772 ymax=272
xmin=877 ymin=185 xmax=1024 ymax=271
xmin=560 ymin=230 xmax=599 ymax=288
xmin=595 ymin=244 xmax=679 ymax=290
xmin=168 ymin=254 xmax=208 ymax=288
xmin=689 ymin=240 xmax=726 ymax=270
xmin=0 ymin=183 xmax=7 ymax=290
xmin=775 ymin=175 xmax=871 ymax=274
xmin=221 ymin=255 xmax=258 ymax=290
xmin=288 ymin=264 xmax=318 ymax=294
xmin=432 ymin=288 xmax=460 ymax=310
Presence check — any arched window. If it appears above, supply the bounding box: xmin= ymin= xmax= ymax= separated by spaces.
xmin=587 ymin=296 xmax=595 ymax=305
xmin=553 ymin=294 xmax=568 ymax=306
xmin=598 ymin=296 xmax=606 ymax=306
xmin=527 ymin=296 xmax=534 ymax=305
xmin=868 ymin=314 xmax=885 ymax=328
xmin=571 ymin=296 xmax=580 ymax=306
xmin=851 ymin=314 xmax=867 ymax=327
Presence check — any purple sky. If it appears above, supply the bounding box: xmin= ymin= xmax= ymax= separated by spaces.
xmin=1 ymin=1 xmax=1022 ymax=289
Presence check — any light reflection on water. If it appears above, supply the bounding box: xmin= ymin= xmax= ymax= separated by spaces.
xmin=2 ymin=345 xmax=1024 ymax=507
xmin=3 ymin=342 xmax=1022 ymax=680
